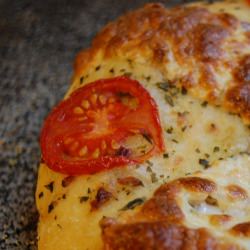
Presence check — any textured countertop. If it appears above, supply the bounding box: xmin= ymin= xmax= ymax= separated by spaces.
xmin=0 ymin=0 xmax=198 ymax=249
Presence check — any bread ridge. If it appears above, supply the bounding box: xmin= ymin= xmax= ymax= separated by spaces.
xmin=73 ymin=0 xmax=250 ymax=123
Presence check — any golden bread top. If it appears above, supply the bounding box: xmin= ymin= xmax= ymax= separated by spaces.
xmin=74 ymin=0 xmax=250 ymax=122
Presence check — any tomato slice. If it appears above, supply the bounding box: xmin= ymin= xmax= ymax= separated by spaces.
xmin=40 ymin=77 xmax=164 ymax=175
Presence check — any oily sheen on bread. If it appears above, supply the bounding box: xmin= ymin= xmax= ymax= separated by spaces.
xmin=36 ymin=1 xmax=250 ymax=249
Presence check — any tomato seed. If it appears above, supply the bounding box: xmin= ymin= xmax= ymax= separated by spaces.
xmin=78 ymin=116 xmax=88 ymax=121
xmin=70 ymin=142 xmax=79 ymax=151
xmin=73 ymin=106 xmax=84 ymax=114
xmin=79 ymin=146 xmax=88 ymax=157
xmin=92 ymin=148 xmax=100 ymax=158
xmin=111 ymin=140 xmax=120 ymax=149
xmin=90 ymin=94 xmax=98 ymax=105
xmin=108 ymin=97 xmax=115 ymax=103
xmin=99 ymin=95 xmax=107 ymax=105
xmin=101 ymin=140 xmax=107 ymax=150
xmin=81 ymin=100 xmax=90 ymax=109
xmin=64 ymin=138 xmax=73 ymax=145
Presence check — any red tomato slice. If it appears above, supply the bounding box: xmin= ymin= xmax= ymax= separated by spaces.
xmin=40 ymin=76 xmax=164 ymax=175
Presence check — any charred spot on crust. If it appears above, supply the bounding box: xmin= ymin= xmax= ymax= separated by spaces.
xmin=226 ymin=55 xmax=250 ymax=119
xmin=101 ymin=221 xmax=238 ymax=250
xmin=179 ymin=177 xmax=216 ymax=193
xmin=205 ymin=195 xmax=218 ymax=206
xmin=195 ymin=24 xmax=229 ymax=62
xmin=38 ymin=192 xmax=44 ymax=199
xmin=61 ymin=176 xmax=75 ymax=188
xmin=117 ymin=176 xmax=144 ymax=187
xmin=115 ymin=146 xmax=131 ymax=157
xmin=91 ymin=187 xmax=113 ymax=211
xmin=141 ymin=182 xmax=184 ymax=223
xmin=210 ymin=214 xmax=232 ymax=226
xmin=44 ymin=181 xmax=54 ymax=193
xmin=226 ymin=184 xmax=248 ymax=200
xmin=226 ymin=84 xmax=250 ymax=118
xmin=235 ymin=55 xmax=250 ymax=85
xmin=48 ymin=201 xmax=57 ymax=214
xmin=230 ymin=222 xmax=250 ymax=237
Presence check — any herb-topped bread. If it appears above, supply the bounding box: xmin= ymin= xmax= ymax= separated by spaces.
xmin=36 ymin=1 xmax=250 ymax=249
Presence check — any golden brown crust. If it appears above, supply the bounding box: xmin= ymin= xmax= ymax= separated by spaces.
xmin=230 ymin=222 xmax=250 ymax=237
xmin=141 ymin=182 xmax=184 ymax=223
xmin=226 ymin=184 xmax=248 ymax=200
xmin=179 ymin=177 xmax=216 ymax=193
xmin=225 ymin=55 xmax=250 ymax=120
xmin=210 ymin=215 xmax=232 ymax=226
xmin=102 ymin=221 xmax=240 ymax=250
xmin=74 ymin=2 xmax=250 ymax=123
xmin=101 ymin=177 xmax=243 ymax=250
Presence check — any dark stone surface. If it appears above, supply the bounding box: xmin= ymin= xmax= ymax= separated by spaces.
xmin=0 ymin=0 xmax=202 ymax=249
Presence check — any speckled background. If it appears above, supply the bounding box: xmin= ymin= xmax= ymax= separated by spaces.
xmin=0 ymin=0 xmax=202 ymax=249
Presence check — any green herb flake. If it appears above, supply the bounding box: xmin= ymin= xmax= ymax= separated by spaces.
xmin=95 ymin=65 xmax=101 ymax=71
xmin=48 ymin=202 xmax=55 ymax=213
xmin=181 ymin=87 xmax=187 ymax=95
xmin=181 ymin=126 xmax=187 ymax=132
xmin=146 ymin=166 xmax=152 ymax=173
xmin=165 ymin=94 xmax=174 ymax=107
xmin=142 ymin=132 xmax=152 ymax=144
xmin=156 ymin=82 xmax=171 ymax=91
xmin=204 ymin=153 xmax=210 ymax=158
xmin=120 ymin=197 xmax=146 ymax=211
xmin=163 ymin=153 xmax=169 ymax=158
xmin=166 ymin=127 xmax=173 ymax=134
xmin=127 ymin=59 xmax=133 ymax=65
xmin=151 ymin=172 xmax=158 ymax=183
xmin=79 ymin=196 xmax=89 ymax=203
xmin=201 ymin=101 xmax=208 ymax=107
xmin=146 ymin=160 xmax=153 ymax=167
xmin=44 ymin=181 xmax=54 ymax=193
xmin=199 ymin=158 xmax=210 ymax=169
xmin=80 ymin=76 xmax=84 ymax=84
xmin=123 ymin=72 xmax=132 ymax=77
xmin=195 ymin=148 xmax=200 ymax=153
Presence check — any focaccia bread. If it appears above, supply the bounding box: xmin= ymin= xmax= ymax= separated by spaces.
xmin=36 ymin=1 xmax=250 ymax=249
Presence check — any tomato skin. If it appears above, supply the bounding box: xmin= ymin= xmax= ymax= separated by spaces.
xmin=40 ymin=77 xmax=164 ymax=175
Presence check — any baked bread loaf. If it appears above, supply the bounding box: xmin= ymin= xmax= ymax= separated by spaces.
xmin=36 ymin=1 xmax=250 ymax=249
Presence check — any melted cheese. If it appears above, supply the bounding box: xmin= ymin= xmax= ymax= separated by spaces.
xmin=37 ymin=58 xmax=250 ymax=250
